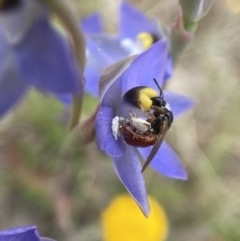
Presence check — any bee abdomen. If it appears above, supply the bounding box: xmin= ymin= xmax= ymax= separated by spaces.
xmin=119 ymin=119 xmax=156 ymax=147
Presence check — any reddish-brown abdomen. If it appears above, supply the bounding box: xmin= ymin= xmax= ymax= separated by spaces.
xmin=119 ymin=119 xmax=156 ymax=147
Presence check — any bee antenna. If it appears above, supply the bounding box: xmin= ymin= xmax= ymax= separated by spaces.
xmin=153 ymin=78 xmax=164 ymax=98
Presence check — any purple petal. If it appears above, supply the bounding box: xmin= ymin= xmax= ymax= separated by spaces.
xmin=0 ymin=69 xmax=29 ymax=118
xmin=0 ymin=0 xmax=47 ymax=45
xmin=15 ymin=17 xmax=82 ymax=94
xmin=81 ymin=13 xmax=103 ymax=34
xmin=163 ymin=56 xmax=173 ymax=83
xmin=112 ymin=145 xmax=150 ymax=217
xmin=0 ymin=46 xmax=29 ymax=118
xmin=138 ymin=141 xmax=187 ymax=180
xmin=164 ymin=91 xmax=196 ymax=118
xmin=118 ymin=95 xmax=148 ymax=119
xmin=120 ymin=2 xmax=154 ymax=40
xmin=121 ymin=40 xmax=168 ymax=93
xmin=95 ymin=106 xmax=125 ymax=157
xmin=101 ymin=56 xmax=136 ymax=110
xmin=102 ymin=74 xmax=124 ymax=110
xmin=89 ymin=34 xmax=129 ymax=62
xmin=53 ymin=94 xmax=72 ymax=105
xmin=0 ymin=226 xmax=40 ymax=241
xmin=84 ymin=68 xmax=101 ymax=97
xmin=0 ymin=30 xmax=9 ymax=55
xmin=85 ymin=39 xmax=113 ymax=97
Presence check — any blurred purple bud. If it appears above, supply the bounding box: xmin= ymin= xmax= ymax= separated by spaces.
xmin=0 ymin=0 xmax=83 ymax=119
xmin=0 ymin=226 xmax=57 ymax=241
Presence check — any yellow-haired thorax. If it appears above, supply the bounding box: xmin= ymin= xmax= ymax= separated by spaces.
xmin=139 ymin=87 xmax=158 ymax=110
xmin=137 ymin=32 xmax=159 ymax=50
xmin=0 ymin=0 xmax=20 ymax=10
xmin=123 ymin=86 xmax=158 ymax=111
xmin=101 ymin=194 xmax=169 ymax=241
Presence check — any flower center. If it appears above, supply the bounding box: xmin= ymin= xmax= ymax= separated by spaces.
xmin=136 ymin=32 xmax=159 ymax=50
xmin=0 ymin=0 xmax=20 ymax=11
xmin=120 ymin=32 xmax=160 ymax=55
xmin=120 ymin=38 xmax=143 ymax=55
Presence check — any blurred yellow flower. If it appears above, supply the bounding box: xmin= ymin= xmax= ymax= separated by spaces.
xmin=101 ymin=194 xmax=168 ymax=241
xmin=226 ymin=0 xmax=240 ymax=13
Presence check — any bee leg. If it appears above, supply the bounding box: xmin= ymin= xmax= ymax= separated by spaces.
xmin=152 ymin=105 xmax=165 ymax=113
xmin=129 ymin=110 xmax=137 ymax=118
xmin=145 ymin=111 xmax=156 ymax=124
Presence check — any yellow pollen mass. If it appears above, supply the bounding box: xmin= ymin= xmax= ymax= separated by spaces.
xmin=101 ymin=194 xmax=169 ymax=241
xmin=138 ymin=87 xmax=158 ymax=111
xmin=137 ymin=32 xmax=154 ymax=49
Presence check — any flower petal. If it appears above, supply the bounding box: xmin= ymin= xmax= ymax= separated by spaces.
xmin=0 ymin=0 xmax=47 ymax=45
xmin=90 ymin=34 xmax=129 ymax=61
xmin=121 ymin=40 xmax=168 ymax=93
xmin=0 ymin=71 xmax=29 ymax=118
xmin=95 ymin=106 xmax=125 ymax=157
xmin=0 ymin=226 xmax=41 ymax=241
xmin=138 ymin=141 xmax=187 ymax=180
xmin=53 ymin=94 xmax=72 ymax=106
xmin=85 ymin=39 xmax=113 ymax=97
xmin=15 ymin=17 xmax=82 ymax=94
xmin=118 ymin=95 xmax=147 ymax=119
xmin=84 ymin=68 xmax=101 ymax=97
xmin=120 ymin=2 xmax=154 ymax=40
xmin=81 ymin=13 xmax=102 ymax=34
xmin=100 ymin=55 xmax=136 ymax=109
xmin=164 ymin=91 xmax=196 ymax=118
xmin=163 ymin=56 xmax=173 ymax=82
xmin=0 ymin=44 xmax=28 ymax=118
xmin=112 ymin=145 xmax=150 ymax=217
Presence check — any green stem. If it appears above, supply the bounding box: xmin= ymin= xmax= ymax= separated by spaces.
xmin=183 ymin=18 xmax=199 ymax=34
xmin=40 ymin=0 xmax=86 ymax=131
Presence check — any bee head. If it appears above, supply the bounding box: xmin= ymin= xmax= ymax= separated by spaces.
xmin=150 ymin=97 xmax=166 ymax=108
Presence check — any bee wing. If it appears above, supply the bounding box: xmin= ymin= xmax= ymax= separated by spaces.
xmin=141 ymin=121 xmax=169 ymax=172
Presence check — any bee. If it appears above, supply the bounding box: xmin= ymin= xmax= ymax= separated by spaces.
xmin=119 ymin=78 xmax=173 ymax=172
xmin=141 ymin=78 xmax=173 ymax=172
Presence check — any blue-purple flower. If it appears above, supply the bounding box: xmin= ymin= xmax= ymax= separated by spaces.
xmin=95 ymin=40 xmax=195 ymax=216
xmin=0 ymin=225 xmax=56 ymax=241
xmin=84 ymin=1 xmax=173 ymax=97
xmin=0 ymin=0 xmax=82 ymax=118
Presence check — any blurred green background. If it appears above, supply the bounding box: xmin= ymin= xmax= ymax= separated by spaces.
xmin=0 ymin=0 xmax=240 ymax=240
